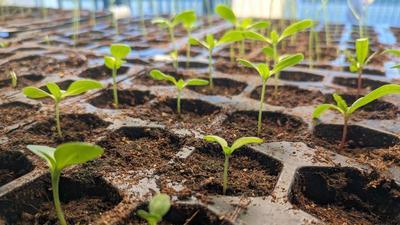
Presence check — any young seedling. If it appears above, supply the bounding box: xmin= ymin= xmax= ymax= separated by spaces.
xmin=238 ymin=54 xmax=304 ymax=135
xmin=174 ymin=10 xmax=196 ymax=68
xmin=313 ymin=84 xmax=400 ymax=149
xmin=23 ymin=79 xmax=103 ymax=137
xmin=137 ymin=193 xmax=171 ymax=225
xmin=245 ymin=20 xmax=313 ymax=95
xmin=321 ymin=0 xmax=330 ymax=46
xmin=104 ymin=43 xmax=131 ymax=108
xmin=8 ymin=70 xmax=17 ymax=88
xmin=27 ymin=142 xmax=104 ymax=225
xmin=215 ymin=4 xmax=269 ymax=60
xmin=189 ymin=32 xmax=241 ymax=88
xmin=345 ymin=38 xmax=376 ymax=96
xmin=204 ymin=135 xmax=263 ymax=195
xmin=149 ymin=69 xmax=208 ymax=115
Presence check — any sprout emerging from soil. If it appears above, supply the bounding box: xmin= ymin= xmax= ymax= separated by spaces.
xmin=27 ymin=142 xmax=104 ymax=225
xmin=174 ymin=10 xmax=196 ymax=68
xmin=313 ymin=84 xmax=400 ymax=149
xmin=204 ymin=135 xmax=263 ymax=195
xmin=238 ymin=54 xmax=304 ymax=135
xmin=23 ymin=79 xmax=103 ymax=137
xmin=345 ymin=38 xmax=376 ymax=96
xmin=215 ymin=4 xmax=269 ymax=59
xmin=104 ymin=43 xmax=131 ymax=108
xmin=189 ymin=32 xmax=241 ymax=88
xmin=8 ymin=70 xmax=17 ymax=88
xmin=137 ymin=193 xmax=171 ymax=225
xmin=149 ymin=69 xmax=208 ymax=114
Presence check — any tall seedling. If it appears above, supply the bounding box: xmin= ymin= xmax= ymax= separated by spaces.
xmin=174 ymin=10 xmax=196 ymax=68
xmin=27 ymin=142 xmax=104 ymax=225
xmin=23 ymin=80 xmax=103 ymax=137
xmin=345 ymin=38 xmax=376 ymax=96
xmin=204 ymin=135 xmax=263 ymax=195
xmin=104 ymin=43 xmax=131 ymax=108
xmin=313 ymin=84 xmax=400 ymax=149
xmin=149 ymin=70 xmax=208 ymax=115
xmin=238 ymin=54 xmax=304 ymax=135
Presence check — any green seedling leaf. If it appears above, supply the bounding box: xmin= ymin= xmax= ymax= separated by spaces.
xmin=149 ymin=70 xmax=177 ymax=84
xmin=204 ymin=135 xmax=228 ymax=148
xmin=64 ymin=79 xmax=103 ymax=97
xmin=383 ymin=49 xmax=400 ymax=57
xmin=110 ymin=43 xmax=131 ymax=59
xmin=215 ymin=4 xmax=236 ymax=25
xmin=279 ymin=19 xmax=313 ymax=42
xmin=242 ymin=31 xmax=271 ymax=43
xmin=312 ymin=104 xmax=343 ymax=118
xmin=333 ymin=93 xmax=348 ymax=112
xmin=152 ymin=17 xmax=171 ymax=27
xmin=231 ymin=137 xmax=263 ymax=152
xmin=27 ymin=145 xmax=56 ymax=169
xmin=271 ymin=53 xmax=304 ymax=75
xmin=219 ymin=30 xmax=245 ymax=43
xmin=185 ymin=79 xmax=209 ymax=87
xmin=174 ymin=10 xmax=196 ymax=29
xmin=356 ymin=38 xmax=369 ymax=65
xmin=206 ymin=34 xmax=216 ymax=49
xmin=46 ymin=83 xmax=62 ymax=100
xmin=262 ymin=46 xmax=274 ymax=58
xmin=23 ymin=86 xmax=53 ymax=99
xmin=270 ymin=31 xmax=279 ymax=44
xmin=247 ymin=21 xmax=270 ymax=30
xmin=137 ymin=193 xmax=171 ymax=225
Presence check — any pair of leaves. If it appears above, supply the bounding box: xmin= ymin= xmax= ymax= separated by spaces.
xmin=204 ymin=135 xmax=263 ymax=156
xmin=137 ymin=193 xmax=171 ymax=225
xmin=346 ymin=38 xmax=376 ymax=72
xmin=313 ymin=84 xmax=400 ymax=119
xmin=149 ymin=70 xmax=208 ymax=91
xmin=215 ymin=4 xmax=269 ymax=31
xmin=238 ymin=54 xmax=304 ymax=81
xmin=189 ymin=31 xmax=245 ymax=51
xmin=27 ymin=142 xmax=103 ymax=172
xmin=104 ymin=43 xmax=131 ymax=69
xmin=23 ymin=79 xmax=103 ymax=102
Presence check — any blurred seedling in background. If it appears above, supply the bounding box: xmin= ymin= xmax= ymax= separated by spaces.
xmin=204 ymin=135 xmax=263 ymax=195
xmin=23 ymin=79 xmax=103 ymax=137
xmin=27 ymin=142 xmax=104 ymax=225
xmin=104 ymin=43 xmax=131 ymax=109
xmin=8 ymin=70 xmax=17 ymax=88
xmin=174 ymin=10 xmax=196 ymax=68
xmin=137 ymin=193 xmax=171 ymax=225
xmin=149 ymin=69 xmax=208 ymax=115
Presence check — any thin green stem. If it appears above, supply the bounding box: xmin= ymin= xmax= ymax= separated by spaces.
xmin=223 ymin=154 xmax=230 ymax=195
xmin=339 ymin=116 xmax=349 ymax=150
xmin=208 ymin=50 xmax=214 ymax=88
xmin=357 ymin=67 xmax=363 ymax=96
xmin=169 ymin=27 xmax=177 ymax=68
xmin=240 ymin=39 xmax=245 ymax=57
xmin=177 ymin=90 xmax=181 ymax=115
xmin=272 ymin=44 xmax=279 ymax=97
xmin=51 ymin=170 xmax=67 ymax=225
xmin=55 ymin=101 xmax=62 ymax=137
xmin=112 ymin=66 xmax=118 ymax=108
xmin=186 ymin=31 xmax=191 ymax=68
xmin=229 ymin=44 xmax=234 ymax=63
xmin=258 ymin=81 xmax=267 ymax=136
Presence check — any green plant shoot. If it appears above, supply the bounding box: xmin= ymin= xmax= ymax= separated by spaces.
xmin=238 ymin=54 xmax=304 ymax=135
xmin=23 ymin=79 xmax=103 ymax=137
xmin=137 ymin=193 xmax=171 ymax=225
xmin=8 ymin=70 xmax=17 ymax=88
xmin=204 ymin=135 xmax=263 ymax=195
xmin=27 ymin=142 xmax=104 ymax=225
xmin=215 ymin=4 xmax=270 ymax=60
xmin=174 ymin=10 xmax=196 ymax=68
xmin=313 ymin=84 xmax=400 ymax=149
xmin=345 ymin=38 xmax=376 ymax=96
xmin=149 ymin=70 xmax=208 ymax=114
xmin=104 ymin=43 xmax=131 ymax=108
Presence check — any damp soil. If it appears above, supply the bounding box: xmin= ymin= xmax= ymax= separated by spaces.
xmin=250 ymin=85 xmax=325 ymax=108
xmin=188 ymin=77 xmax=247 ymax=96
xmin=215 ymin=60 xmax=258 ymax=75
xmin=0 ymin=73 xmax=44 ymax=89
xmin=0 ymin=151 xmax=33 ymax=186
xmin=157 ymin=143 xmax=282 ymax=198
xmin=88 ymin=89 xmax=155 ymax=109
xmin=79 ymin=65 xmax=129 ymax=80
xmin=0 ymin=102 xmax=37 ymax=129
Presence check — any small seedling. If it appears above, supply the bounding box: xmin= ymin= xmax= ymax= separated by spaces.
xmin=27 ymin=142 xmax=104 ymax=225
xmin=204 ymin=135 xmax=263 ymax=195
xmin=104 ymin=43 xmax=131 ymax=108
xmin=8 ymin=70 xmax=17 ymax=88
xmin=345 ymin=38 xmax=376 ymax=96
xmin=23 ymin=79 xmax=103 ymax=137
xmin=313 ymin=84 xmax=400 ymax=149
xmin=238 ymin=54 xmax=304 ymax=135
xmin=174 ymin=10 xmax=196 ymax=68
xmin=189 ymin=32 xmax=241 ymax=88
xmin=137 ymin=193 xmax=171 ymax=225
xmin=0 ymin=41 xmax=9 ymax=48
xmin=149 ymin=69 xmax=208 ymax=114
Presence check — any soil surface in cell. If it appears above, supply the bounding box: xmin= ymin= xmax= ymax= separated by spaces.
xmin=0 ymin=102 xmax=37 ymax=129
xmin=0 ymin=151 xmax=33 ymax=186
xmin=187 ymin=77 xmax=247 ymax=96
xmin=88 ymin=89 xmax=155 ymax=109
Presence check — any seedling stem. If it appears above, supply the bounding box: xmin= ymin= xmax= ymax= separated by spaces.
xmin=258 ymin=82 xmax=267 ymax=135
xmin=51 ymin=169 xmax=67 ymax=225
xmin=55 ymin=102 xmax=62 ymax=137
xmin=112 ymin=65 xmax=118 ymax=108
xmin=223 ymin=155 xmax=230 ymax=194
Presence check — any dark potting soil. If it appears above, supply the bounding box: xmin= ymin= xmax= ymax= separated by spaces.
xmin=250 ymin=85 xmax=325 ymax=108
xmin=215 ymin=60 xmax=258 ymax=76
xmin=290 ymin=167 xmax=400 ymax=225
xmin=157 ymin=143 xmax=282 ymax=197
xmin=0 ymin=73 xmax=44 ymax=89
xmin=0 ymin=102 xmax=37 ymax=129
xmin=187 ymin=77 xmax=247 ymax=96
xmin=88 ymin=89 xmax=155 ymax=109
xmin=0 ymin=151 xmax=33 ymax=186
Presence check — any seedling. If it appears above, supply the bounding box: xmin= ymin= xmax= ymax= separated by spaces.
xmin=174 ymin=10 xmax=196 ymax=68
xmin=313 ymin=84 xmax=400 ymax=149
xmin=0 ymin=41 xmax=9 ymax=48
xmin=23 ymin=79 xmax=103 ymax=137
xmin=149 ymin=69 xmax=208 ymax=114
xmin=27 ymin=142 xmax=104 ymax=225
xmin=189 ymin=32 xmax=241 ymax=87
xmin=104 ymin=43 xmax=131 ymax=108
xmin=215 ymin=4 xmax=269 ymax=60
xmin=238 ymin=54 xmax=304 ymax=135
xmin=245 ymin=20 xmax=313 ymax=95
xmin=137 ymin=193 xmax=171 ymax=225
xmin=345 ymin=38 xmax=376 ymax=96
xmin=204 ymin=135 xmax=263 ymax=195
xmin=8 ymin=70 xmax=17 ymax=88
xmin=321 ymin=0 xmax=330 ymax=46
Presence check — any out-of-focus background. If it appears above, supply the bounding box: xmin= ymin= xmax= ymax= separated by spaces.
xmin=3 ymin=0 xmax=400 ymax=26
